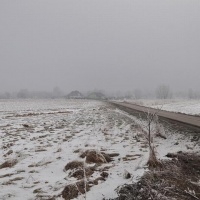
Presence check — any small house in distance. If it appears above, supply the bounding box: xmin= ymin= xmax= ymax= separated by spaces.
xmin=87 ymin=91 xmax=107 ymax=100
xmin=66 ymin=91 xmax=84 ymax=99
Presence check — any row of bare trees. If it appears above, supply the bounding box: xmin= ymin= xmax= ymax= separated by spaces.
xmin=0 ymin=87 xmax=64 ymax=99
xmin=1 ymin=85 xmax=199 ymax=100
xmin=120 ymin=85 xmax=200 ymax=100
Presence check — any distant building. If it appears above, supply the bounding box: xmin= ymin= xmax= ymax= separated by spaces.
xmin=87 ymin=92 xmax=107 ymax=100
xmin=66 ymin=91 xmax=84 ymax=99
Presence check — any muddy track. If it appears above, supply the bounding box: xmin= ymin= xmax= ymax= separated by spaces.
xmin=109 ymin=101 xmax=200 ymax=133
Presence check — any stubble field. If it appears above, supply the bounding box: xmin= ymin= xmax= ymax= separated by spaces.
xmin=0 ymin=99 xmax=199 ymax=200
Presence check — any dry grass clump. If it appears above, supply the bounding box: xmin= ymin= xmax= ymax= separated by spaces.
xmin=63 ymin=150 xmax=118 ymax=199
xmin=100 ymin=152 xmax=112 ymax=163
xmin=80 ymin=150 xmax=116 ymax=164
xmin=0 ymin=159 xmax=18 ymax=169
xmin=62 ymin=180 xmax=89 ymax=200
xmin=113 ymin=152 xmax=200 ymax=200
xmin=82 ymin=150 xmax=107 ymax=163
xmin=64 ymin=161 xmax=84 ymax=171
xmin=63 ymin=151 xmax=114 ymax=199
xmin=69 ymin=167 xmax=94 ymax=180
xmin=147 ymin=146 xmax=162 ymax=168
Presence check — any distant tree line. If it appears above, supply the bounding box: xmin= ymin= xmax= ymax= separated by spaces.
xmin=0 ymin=85 xmax=200 ymax=100
xmin=109 ymin=85 xmax=200 ymax=100
xmin=0 ymin=87 xmax=64 ymax=99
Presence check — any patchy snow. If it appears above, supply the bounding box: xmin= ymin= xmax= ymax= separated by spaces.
xmin=151 ymin=100 xmax=200 ymax=116
xmin=126 ymin=99 xmax=200 ymax=116
xmin=0 ymin=99 xmax=199 ymax=200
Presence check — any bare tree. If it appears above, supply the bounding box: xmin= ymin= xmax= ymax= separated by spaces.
xmin=145 ymin=111 xmax=160 ymax=167
xmin=138 ymin=109 xmax=163 ymax=168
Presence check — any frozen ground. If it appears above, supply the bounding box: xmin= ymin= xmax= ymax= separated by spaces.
xmin=0 ymin=99 xmax=199 ymax=200
xmin=126 ymin=99 xmax=200 ymax=116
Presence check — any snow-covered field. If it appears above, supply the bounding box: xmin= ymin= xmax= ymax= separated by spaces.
xmin=0 ymin=99 xmax=199 ymax=200
xmin=126 ymin=99 xmax=200 ymax=116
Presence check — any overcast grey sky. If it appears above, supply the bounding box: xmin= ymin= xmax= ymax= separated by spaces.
xmin=0 ymin=0 xmax=200 ymax=93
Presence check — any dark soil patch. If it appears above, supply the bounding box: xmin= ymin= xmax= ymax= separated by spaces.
xmin=112 ymin=152 xmax=200 ymax=200
xmin=108 ymin=153 xmax=120 ymax=157
xmin=91 ymin=177 xmax=106 ymax=185
xmin=0 ymin=159 xmax=18 ymax=169
xmin=28 ymin=161 xmax=52 ymax=168
xmin=22 ymin=124 xmax=30 ymax=128
xmin=0 ymin=173 xmax=15 ymax=178
xmin=100 ymin=171 xmax=109 ymax=178
xmin=3 ymin=150 xmax=13 ymax=157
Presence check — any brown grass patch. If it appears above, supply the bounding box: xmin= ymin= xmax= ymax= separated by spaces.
xmin=80 ymin=150 xmax=116 ymax=164
xmin=86 ymin=151 xmax=107 ymax=164
xmin=64 ymin=161 xmax=84 ymax=171
xmin=62 ymin=180 xmax=89 ymax=200
xmin=113 ymin=152 xmax=200 ymax=200
xmin=69 ymin=167 xmax=95 ymax=180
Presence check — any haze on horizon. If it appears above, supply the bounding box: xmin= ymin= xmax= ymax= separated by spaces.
xmin=0 ymin=0 xmax=200 ymax=94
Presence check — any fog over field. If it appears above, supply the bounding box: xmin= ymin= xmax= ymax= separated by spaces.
xmin=0 ymin=0 xmax=200 ymax=94
xmin=1 ymin=2 xmax=200 ymax=199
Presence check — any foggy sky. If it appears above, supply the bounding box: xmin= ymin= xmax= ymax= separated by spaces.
xmin=0 ymin=0 xmax=200 ymax=93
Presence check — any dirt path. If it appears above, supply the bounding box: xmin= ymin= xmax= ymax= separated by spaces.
xmin=110 ymin=101 xmax=200 ymax=130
